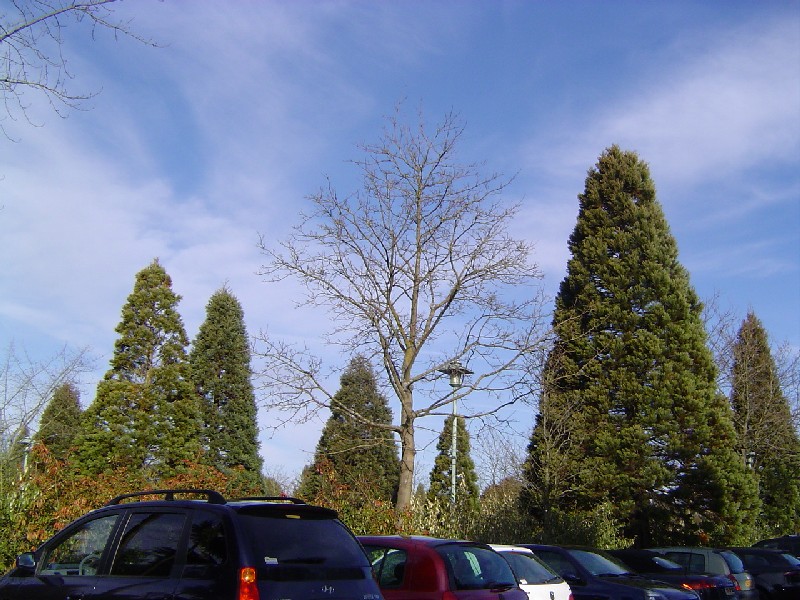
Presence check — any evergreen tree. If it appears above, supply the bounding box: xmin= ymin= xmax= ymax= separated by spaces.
xmin=731 ymin=312 xmax=800 ymax=533
xmin=33 ymin=382 xmax=82 ymax=460
xmin=77 ymin=259 xmax=200 ymax=479
xmin=524 ymin=146 xmax=759 ymax=545
xmin=190 ymin=287 xmax=263 ymax=490
xmin=428 ymin=414 xmax=480 ymax=512
xmin=297 ymin=356 xmax=398 ymax=503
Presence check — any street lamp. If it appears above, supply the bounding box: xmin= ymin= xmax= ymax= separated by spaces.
xmin=17 ymin=436 xmax=31 ymax=475
xmin=438 ymin=360 xmax=473 ymax=504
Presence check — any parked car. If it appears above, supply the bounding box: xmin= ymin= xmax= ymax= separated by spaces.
xmin=359 ymin=535 xmax=527 ymax=599
xmin=490 ymin=544 xmax=573 ymax=600
xmin=607 ymin=548 xmax=737 ymax=600
xmin=724 ymin=547 xmax=800 ymax=600
xmin=649 ymin=547 xmax=757 ymax=600
xmin=753 ymin=535 xmax=800 ymax=559
xmin=519 ymin=544 xmax=701 ymax=600
xmin=0 ymin=489 xmax=383 ymax=600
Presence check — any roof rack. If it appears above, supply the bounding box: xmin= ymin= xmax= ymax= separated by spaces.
xmin=234 ymin=496 xmax=307 ymax=504
xmin=106 ymin=489 xmax=227 ymax=506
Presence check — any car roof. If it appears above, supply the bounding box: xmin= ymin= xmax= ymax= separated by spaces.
xmin=358 ymin=535 xmax=483 ymax=548
xmin=516 ymin=543 xmax=567 ymax=553
xmin=490 ymin=544 xmax=534 ymax=553
xmin=726 ymin=547 xmax=787 ymax=554
xmin=97 ymin=490 xmax=338 ymax=518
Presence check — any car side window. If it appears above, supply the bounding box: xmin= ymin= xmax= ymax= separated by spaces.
xmin=39 ymin=514 xmax=119 ymax=577
xmin=364 ymin=546 xmax=407 ymax=589
xmin=110 ymin=512 xmax=187 ymax=577
xmin=182 ymin=512 xmax=228 ymax=579
xmin=665 ymin=552 xmax=704 ymax=573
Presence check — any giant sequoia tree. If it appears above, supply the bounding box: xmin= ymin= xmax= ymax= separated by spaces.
xmin=77 ymin=259 xmax=200 ymax=479
xmin=33 ymin=382 xmax=82 ymax=461
xmin=190 ymin=287 xmax=263 ymax=488
xmin=525 ymin=146 xmax=759 ymax=545
xmin=297 ymin=355 xmax=399 ymax=503
xmin=731 ymin=312 xmax=800 ymax=533
xmin=428 ymin=414 xmax=479 ymax=512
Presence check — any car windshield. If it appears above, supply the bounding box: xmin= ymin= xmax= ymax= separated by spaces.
xmin=783 ymin=553 xmax=800 ymax=567
xmin=617 ymin=553 xmax=682 ymax=573
xmin=719 ymin=551 xmax=746 ymax=574
xmin=651 ymin=556 xmax=683 ymax=571
xmin=437 ymin=544 xmax=518 ymax=590
xmin=567 ymin=549 xmax=630 ymax=576
xmin=739 ymin=551 xmax=800 ymax=570
xmin=501 ymin=551 xmax=563 ymax=585
xmin=238 ymin=510 xmax=369 ymax=580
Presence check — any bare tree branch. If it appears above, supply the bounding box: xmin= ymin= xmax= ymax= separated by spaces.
xmin=255 ymin=108 xmax=551 ymax=510
xmin=0 ymin=340 xmax=92 ymax=452
xmin=0 ymin=0 xmax=156 ymax=130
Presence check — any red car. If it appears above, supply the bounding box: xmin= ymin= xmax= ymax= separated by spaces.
xmin=359 ymin=535 xmax=528 ymax=600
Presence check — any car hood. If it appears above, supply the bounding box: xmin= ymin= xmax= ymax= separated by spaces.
xmin=519 ymin=580 xmax=573 ymax=600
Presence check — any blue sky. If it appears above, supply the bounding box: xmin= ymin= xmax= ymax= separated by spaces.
xmin=1 ymin=1 xmax=798 ymax=484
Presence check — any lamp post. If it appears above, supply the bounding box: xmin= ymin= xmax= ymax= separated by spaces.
xmin=438 ymin=360 xmax=473 ymax=504
xmin=17 ymin=436 xmax=31 ymax=476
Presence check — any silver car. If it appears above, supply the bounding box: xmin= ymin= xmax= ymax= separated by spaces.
xmin=649 ymin=546 xmax=757 ymax=600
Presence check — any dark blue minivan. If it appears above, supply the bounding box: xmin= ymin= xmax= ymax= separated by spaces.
xmin=0 ymin=489 xmax=383 ymax=600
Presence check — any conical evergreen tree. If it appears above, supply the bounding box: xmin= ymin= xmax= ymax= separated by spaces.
xmin=428 ymin=414 xmax=480 ymax=512
xmin=77 ymin=259 xmax=200 ymax=479
xmin=731 ymin=311 xmax=800 ymax=534
xmin=297 ymin=355 xmax=398 ymax=502
xmin=525 ymin=146 xmax=759 ymax=545
xmin=190 ymin=287 xmax=263 ymax=490
xmin=33 ymin=382 xmax=82 ymax=460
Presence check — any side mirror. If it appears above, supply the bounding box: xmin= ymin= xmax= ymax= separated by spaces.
xmin=13 ymin=552 xmax=36 ymax=575
xmin=563 ymin=573 xmax=584 ymax=586
xmin=17 ymin=553 xmax=35 ymax=568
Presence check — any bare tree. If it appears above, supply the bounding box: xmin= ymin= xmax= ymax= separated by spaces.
xmin=256 ymin=109 xmax=550 ymax=510
xmin=775 ymin=341 xmax=800 ymax=434
xmin=0 ymin=341 xmax=91 ymax=520
xmin=0 ymin=341 xmax=90 ymax=453
xmin=0 ymin=0 xmax=153 ymax=126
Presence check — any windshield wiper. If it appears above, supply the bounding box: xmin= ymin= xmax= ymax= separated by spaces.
xmin=279 ymin=557 xmax=326 ymax=564
xmin=488 ymin=582 xmax=515 ymax=592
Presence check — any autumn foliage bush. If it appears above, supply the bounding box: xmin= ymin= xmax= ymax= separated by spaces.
xmin=0 ymin=443 xmax=264 ymax=570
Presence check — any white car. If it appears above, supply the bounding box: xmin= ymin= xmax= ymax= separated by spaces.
xmin=491 ymin=544 xmax=574 ymax=600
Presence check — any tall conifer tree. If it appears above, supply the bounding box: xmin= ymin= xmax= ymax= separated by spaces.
xmin=525 ymin=146 xmax=759 ymax=545
xmin=297 ymin=356 xmax=398 ymax=502
xmin=731 ymin=312 xmax=800 ymax=533
xmin=190 ymin=287 xmax=263 ymax=488
xmin=33 ymin=382 xmax=82 ymax=460
xmin=428 ymin=414 xmax=480 ymax=512
xmin=77 ymin=259 xmax=200 ymax=479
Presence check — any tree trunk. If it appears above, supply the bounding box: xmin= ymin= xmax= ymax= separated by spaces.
xmin=395 ymin=393 xmax=416 ymax=512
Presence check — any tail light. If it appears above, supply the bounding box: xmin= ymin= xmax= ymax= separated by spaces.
xmin=239 ymin=567 xmax=260 ymax=600
xmin=568 ymin=594 xmax=574 ymax=600
xmin=726 ymin=574 xmax=741 ymax=591
xmin=682 ymin=580 xmax=715 ymax=591
xmin=442 ymin=592 xmax=458 ymax=600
